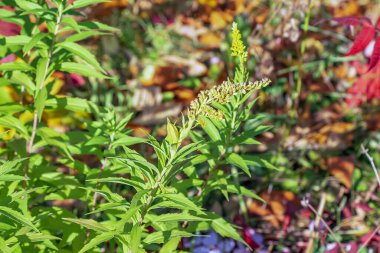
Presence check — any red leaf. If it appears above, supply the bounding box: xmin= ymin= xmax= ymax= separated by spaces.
xmin=0 ymin=7 xmax=20 ymax=36
xmin=345 ymin=25 xmax=375 ymax=56
xmin=368 ymin=37 xmax=380 ymax=70
xmin=346 ymin=63 xmax=380 ymax=106
xmin=0 ymin=20 xmax=20 ymax=36
xmin=0 ymin=54 xmax=16 ymax=63
xmin=333 ymin=16 xmax=372 ymax=26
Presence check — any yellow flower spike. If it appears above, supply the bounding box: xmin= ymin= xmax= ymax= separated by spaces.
xmin=230 ymin=22 xmax=248 ymax=62
xmin=188 ymin=78 xmax=271 ymax=121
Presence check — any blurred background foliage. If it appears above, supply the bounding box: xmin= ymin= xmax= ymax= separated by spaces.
xmin=2 ymin=0 xmax=380 ymax=252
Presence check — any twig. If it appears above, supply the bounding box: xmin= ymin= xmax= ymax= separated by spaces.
xmin=302 ymin=194 xmax=347 ymax=253
xmin=361 ymin=144 xmax=380 ymax=188
xmin=91 ymin=157 xmax=109 ymax=212
xmin=358 ymin=224 xmax=380 ymax=252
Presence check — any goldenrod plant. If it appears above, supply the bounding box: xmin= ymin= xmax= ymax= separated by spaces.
xmin=0 ymin=2 xmax=274 ymax=250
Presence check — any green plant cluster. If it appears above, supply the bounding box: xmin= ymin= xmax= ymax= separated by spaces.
xmin=0 ymin=1 xmax=274 ymax=251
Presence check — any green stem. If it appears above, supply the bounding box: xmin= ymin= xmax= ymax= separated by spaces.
xmin=138 ymin=119 xmax=195 ymax=224
xmin=27 ymin=5 xmax=63 ymax=154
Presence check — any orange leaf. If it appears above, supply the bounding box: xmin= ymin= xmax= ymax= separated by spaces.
xmin=327 ymin=156 xmax=355 ymax=188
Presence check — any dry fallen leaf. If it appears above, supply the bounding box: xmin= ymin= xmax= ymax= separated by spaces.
xmin=209 ymin=11 xmax=233 ymax=30
xmin=199 ymin=32 xmax=222 ymax=48
xmin=326 ymin=156 xmax=355 ymax=188
xmin=248 ymin=190 xmax=300 ymax=228
xmin=133 ymin=103 xmax=182 ymax=126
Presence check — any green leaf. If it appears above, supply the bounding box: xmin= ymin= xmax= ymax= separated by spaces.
xmin=130 ymin=189 xmax=150 ymax=209
xmin=0 ymin=174 xmax=25 ymax=181
xmin=0 ymin=62 xmax=34 ymax=72
xmin=0 ymin=159 xmax=25 ymax=177
xmin=159 ymin=193 xmax=204 ymax=213
xmin=8 ymin=71 xmax=36 ymax=94
xmin=232 ymin=127 xmax=272 ymax=146
xmin=35 ymin=57 xmax=49 ymax=89
xmin=116 ymin=113 xmax=134 ymax=131
xmin=111 ymin=136 xmax=147 ymax=148
xmin=37 ymin=127 xmax=73 ymax=159
xmin=226 ymin=153 xmax=251 ymax=176
xmin=0 ymin=237 xmax=11 ymax=253
xmin=0 ymin=35 xmax=32 ymax=46
xmin=200 ymin=116 xmax=221 ymax=142
xmin=166 ymin=119 xmax=179 ymax=145
xmin=45 ymin=97 xmax=96 ymax=112
xmin=241 ymin=155 xmax=278 ymax=170
xmin=130 ymin=226 xmax=142 ymax=253
xmin=147 ymin=213 xmax=209 ymax=223
xmin=143 ymin=230 xmax=193 ymax=244
xmin=87 ymin=177 xmax=143 ymax=190
xmin=57 ymin=41 xmax=104 ymax=72
xmin=61 ymin=16 xmax=80 ymax=33
xmin=0 ymin=115 xmax=29 ymax=138
xmin=160 ymin=237 xmax=181 ymax=253
xmin=0 ymin=103 xmax=25 ymax=113
xmin=63 ymin=218 xmax=112 ymax=233
xmin=0 ymin=206 xmax=38 ymax=232
xmin=59 ymin=62 xmax=108 ymax=79
xmin=79 ymin=21 xmax=118 ymax=32
xmin=65 ymin=31 xmax=108 ymax=42
xmin=226 ymin=185 xmax=265 ymax=202
xmin=116 ymin=206 xmax=141 ymax=230
xmin=0 ymin=9 xmax=15 ymax=19
xmin=79 ymin=231 xmax=115 ymax=253
xmin=23 ymin=232 xmax=61 ymax=242
xmin=23 ymin=33 xmax=47 ymax=55
xmin=65 ymin=0 xmax=110 ymax=11
xmin=87 ymin=202 xmax=129 ymax=215
xmin=208 ymin=212 xmax=247 ymax=247
xmin=15 ymin=0 xmax=44 ymax=11
xmin=35 ymin=86 xmax=47 ymax=121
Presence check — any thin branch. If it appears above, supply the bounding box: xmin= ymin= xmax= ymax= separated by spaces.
xmin=361 ymin=144 xmax=380 ymax=188
xmin=302 ymin=195 xmax=347 ymax=253
xmin=358 ymin=224 xmax=380 ymax=252
xmin=27 ymin=7 xmax=63 ymax=154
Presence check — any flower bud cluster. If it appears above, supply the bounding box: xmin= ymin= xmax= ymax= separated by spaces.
xmin=188 ymin=78 xmax=271 ymax=120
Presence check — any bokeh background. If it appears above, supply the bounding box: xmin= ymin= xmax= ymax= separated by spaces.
xmin=2 ymin=0 xmax=380 ymax=252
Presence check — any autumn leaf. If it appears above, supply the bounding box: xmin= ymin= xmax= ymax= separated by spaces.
xmin=331 ymin=16 xmax=377 ymax=57
xmin=326 ymin=156 xmax=355 ymax=188
xmin=345 ymin=24 xmax=375 ymax=56
xmin=332 ymin=16 xmax=372 ymax=27
xmin=368 ymin=36 xmax=380 ymax=70
xmin=346 ymin=62 xmax=380 ymax=106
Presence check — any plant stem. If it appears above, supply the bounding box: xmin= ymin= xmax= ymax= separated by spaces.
xmin=91 ymin=157 xmax=109 ymax=211
xmin=361 ymin=144 xmax=380 ymax=188
xmin=305 ymin=194 xmax=347 ymax=253
xmin=138 ymin=119 xmax=194 ymax=224
xmin=27 ymin=6 xmax=63 ymax=154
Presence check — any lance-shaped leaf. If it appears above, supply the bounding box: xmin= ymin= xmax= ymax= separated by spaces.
xmin=345 ymin=24 xmax=375 ymax=56
xmin=59 ymin=62 xmax=108 ymax=79
xmin=63 ymin=218 xmax=112 ymax=233
xmin=56 ymin=41 xmax=104 ymax=72
xmin=369 ymin=36 xmax=380 ymax=70
xmin=79 ymin=231 xmax=115 ymax=253
xmin=332 ymin=16 xmax=372 ymax=26
xmin=0 ymin=206 xmax=38 ymax=232
xmin=0 ymin=62 xmax=34 ymax=72
xmin=226 ymin=153 xmax=251 ymax=176
xmin=65 ymin=0 xmax=110 ymax=11
xmin=0 ymin=115 xmax=29 ymax=138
